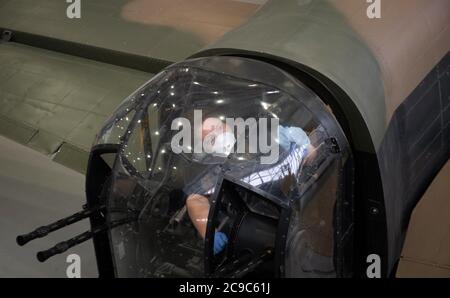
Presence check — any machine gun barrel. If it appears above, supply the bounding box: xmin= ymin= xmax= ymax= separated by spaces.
xmin=16 ymin=205 xmax=105 ymax=246
xmin=36 ymin=217 xmax=134 ymax=262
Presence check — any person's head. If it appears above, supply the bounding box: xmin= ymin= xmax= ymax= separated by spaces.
xmin=200 ymin=117 xmax=230 ymax=140
xmin=199 ymin=117 xmax=235 ymax=156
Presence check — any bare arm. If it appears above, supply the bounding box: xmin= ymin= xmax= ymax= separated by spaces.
xmin=186 ymin=194 xmax=210 ymax=239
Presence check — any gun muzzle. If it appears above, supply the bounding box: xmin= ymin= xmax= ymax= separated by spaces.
xmin=36 ymin=217 xmax=134 ymax=262
xmin=16 ymin=205 xmax=105 ymax=246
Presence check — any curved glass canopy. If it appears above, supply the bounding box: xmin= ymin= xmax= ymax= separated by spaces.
xmin=91 ymin=57 xmax=353 ymax=278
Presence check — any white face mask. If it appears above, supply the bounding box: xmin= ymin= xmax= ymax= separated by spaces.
xmin=203 ymin=131 xmax=236 ymax=157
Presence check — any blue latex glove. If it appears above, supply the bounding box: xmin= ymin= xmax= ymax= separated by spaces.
xmin=278 ymin=126 xmax=310 ymax=150
xmin=214 ymin=232 xmax=228 ymax=255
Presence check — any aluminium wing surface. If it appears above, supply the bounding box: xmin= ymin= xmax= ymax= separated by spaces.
xmin=0 ymin=0 xmax=264 ymax=173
